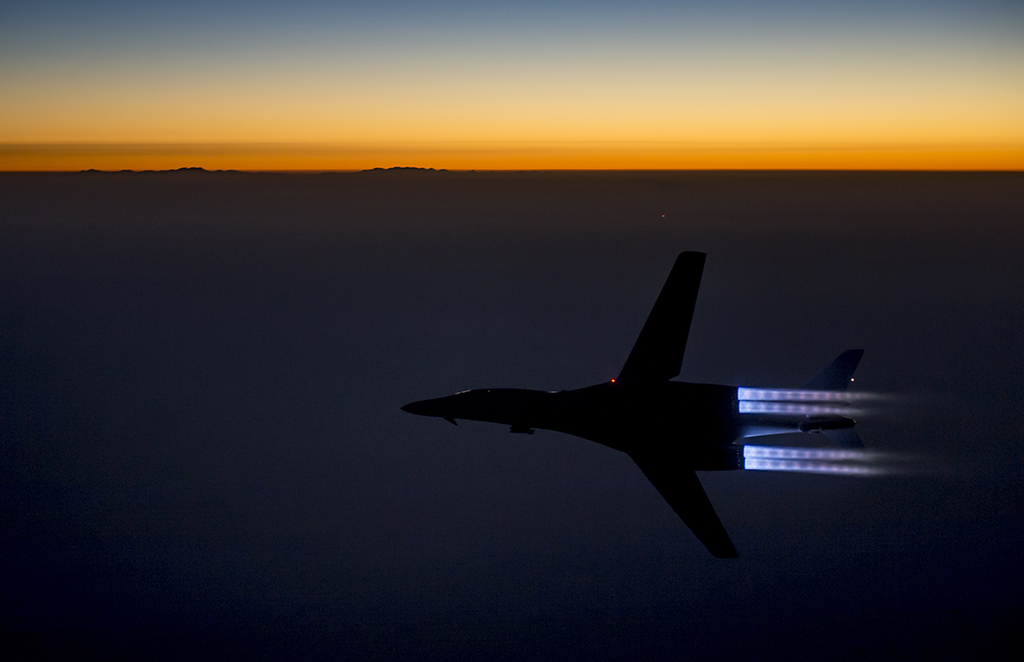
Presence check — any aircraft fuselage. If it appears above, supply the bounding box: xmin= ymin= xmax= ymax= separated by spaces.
xmin=402 ymin=381 xmax=851 ymax=470
xmin=401 ymin=252 xmax=864 ymax=557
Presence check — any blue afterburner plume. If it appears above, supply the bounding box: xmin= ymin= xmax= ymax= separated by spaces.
xmin=742 ymin=444 xmax=887 ymax=476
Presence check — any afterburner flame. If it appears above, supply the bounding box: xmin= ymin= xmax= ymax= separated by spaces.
xmin=743 ymin=458 xmax=883 ymax=476
xmin=737 ymin=388 xmax=872 ymax=402
xmin=738 ymin=401 xmax=849 ymax=415
xmin=742 ymin=444 xmax=884 ymax=476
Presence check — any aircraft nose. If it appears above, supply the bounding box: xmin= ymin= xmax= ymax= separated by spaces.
xmin=401 ymin=395 xmax=461 ymax=425
xmin=401 ymin=399 xmax=434 ymax=416
xmin=401 ymin=401 xmax=419 ymax=414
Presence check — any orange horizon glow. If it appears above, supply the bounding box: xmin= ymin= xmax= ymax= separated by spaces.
xmin=2 ymin=142 xmax=1022 ymax=171
xmin=4 ymin=4 xmax=1021 ymax=173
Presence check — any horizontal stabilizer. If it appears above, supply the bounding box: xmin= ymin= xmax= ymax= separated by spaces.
xmin=618 ymin=252 xmax=706 ymax=384
xmin=631 ymin=450 xmax=738 ymax=558
xmin=803 ymin=349 xmax=864 ymax=391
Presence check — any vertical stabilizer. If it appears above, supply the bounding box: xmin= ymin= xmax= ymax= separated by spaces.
xmin=618 ymin=252 xmax=706 ymax=384
xmin=803 ymin=350 xmax=864 ymax=391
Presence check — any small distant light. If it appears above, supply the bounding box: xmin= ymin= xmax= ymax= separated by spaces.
xmin=661 ymin=214 xmax=665 ymax=217
xmin=610 ymin=378 xmax=616 ymax=383
xmin=851 ymin=378 xmax=855 ymax=382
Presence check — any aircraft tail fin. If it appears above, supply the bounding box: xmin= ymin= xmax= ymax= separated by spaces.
xmin=618 ymin=251 xmax=706 ymax=384
xmin=803 ymin=349 xmax=864 ymax=391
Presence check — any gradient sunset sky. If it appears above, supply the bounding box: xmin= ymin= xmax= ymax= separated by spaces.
xmin=2 ymin=0 xmax=1022 ymax=170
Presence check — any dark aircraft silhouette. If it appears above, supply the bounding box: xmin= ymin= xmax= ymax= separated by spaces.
xmin=402 ymin=252 xmax=863 ymax=557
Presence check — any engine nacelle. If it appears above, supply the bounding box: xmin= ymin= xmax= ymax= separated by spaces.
xmin=798 ymin=415 xmax=855 ymax=433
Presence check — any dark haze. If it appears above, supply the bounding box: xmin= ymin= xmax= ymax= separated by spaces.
xmin=1 ymin=171 xmax=1022 ymax=660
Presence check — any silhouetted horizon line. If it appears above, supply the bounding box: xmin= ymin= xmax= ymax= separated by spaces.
xmin=0 ymin=167 xmax=1022 ymax=175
